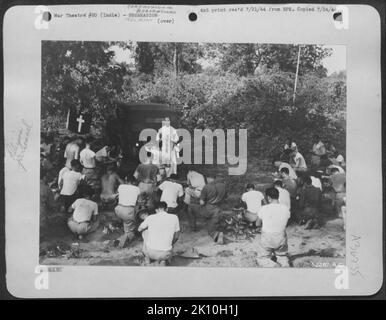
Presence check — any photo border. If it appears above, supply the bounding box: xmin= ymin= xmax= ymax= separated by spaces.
xmin=2 ymin=3 xmax=383 ymax=298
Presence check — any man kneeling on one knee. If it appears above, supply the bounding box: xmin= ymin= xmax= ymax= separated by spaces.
xmin=199 ymin=174 xmax=227 ymax=244
xmin=138 ymin=201 xmax=180 ymax=265
xmin=114 ymin=176 xmax=141 ymax=248
xmin=241 ymin=183 xmax=265 ymax=227
xmin=257 ymin=187 xmax=290 ymax=267
xmin=67 ymin=186 xmax=100 ymax=240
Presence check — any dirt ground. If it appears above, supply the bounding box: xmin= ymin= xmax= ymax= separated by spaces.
xmin=39 ymin=211 xmax=345 ymax=268
xmin=40 ymin=159 xmax=346 ymax=268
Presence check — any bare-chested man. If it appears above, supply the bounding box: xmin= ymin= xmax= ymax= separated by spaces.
xmin=100 ymin=165 xmax=124 ymax=206
xmin=64 ymin=136 xmax=83 ymax=169
xmin=133 ymin=157 xmax=160 ymax=195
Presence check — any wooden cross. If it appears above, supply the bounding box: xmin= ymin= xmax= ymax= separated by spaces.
xmin=76 ymin=114 xmax=85 ymax=133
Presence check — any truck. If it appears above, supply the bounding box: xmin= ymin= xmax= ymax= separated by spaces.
xmin=105 ymin=101 xmax=179 ymax=177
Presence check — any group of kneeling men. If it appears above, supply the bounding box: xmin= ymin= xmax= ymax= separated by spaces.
xmin=40 ymin=134 xmax=345 ymax=266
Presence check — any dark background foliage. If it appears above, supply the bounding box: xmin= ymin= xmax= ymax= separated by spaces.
xmin=41 ymin=41 xmax=346 ymax=158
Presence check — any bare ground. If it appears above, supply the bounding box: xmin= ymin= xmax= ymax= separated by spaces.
xmin=40 ymin=159 xmax=346 ymax=268
xmin=39 ymin=212 xmax=345 ymax=268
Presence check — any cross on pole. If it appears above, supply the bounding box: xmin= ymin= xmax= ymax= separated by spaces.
xmin=76 ymin=114 xmax=85 ymax=133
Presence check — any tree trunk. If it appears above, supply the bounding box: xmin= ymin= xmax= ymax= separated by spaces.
xmin=173 ymin=43 xmax=180 ymax=77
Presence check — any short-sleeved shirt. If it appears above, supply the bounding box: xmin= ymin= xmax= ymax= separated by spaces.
xmin=60 ymin=171 xmax=83 ymax=196
xmin=258 ymin=203 xmax=290 ymax=234
xmin=71 ymin=198 xmax=98 ymax=223
xmin=200 ymin=182 xmax=226 ymax=205
xmin=159 ymin=181 xmax=184 ymax=208
xmin=276 ymin=187 xmax=291 ymax=209
xmin=134 ymin=164 xmax=159 ymax=183
xmin=64 ymin=142 xmax=80 ymax=168
xmin=58 ymin=167 xmax=70 ymax=187
xmin=139 ymin=211 xmax=180 ymax=251
xmin=118 ymin=184 xmax=140 ymax=206
xmin=293 ymin=152 xmax=307 ymax=170
xmin=241 ymin=190 xmax=264 ymax=214
xmin=80 ymin=148 xmax=96 ymax=168
xmin=187 ymin=171 xmax=206 ymax=191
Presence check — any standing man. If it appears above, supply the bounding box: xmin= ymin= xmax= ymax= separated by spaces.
xmin=114 ymin=177 xmax=141 ymax=248
xmin=198 ymin=174 xmax=227 ymax=244
xmin=64 ymin=136 xmax=83 ymax=169
xmin=158 ymin=174 xmax=184 ymax=214
xmin=80 ymin=136 xmax=99 ymax=196
xmin=310 ymin=135 xmax=326 ymax=170
xmin=138 ymin=201 xmax=180 ymax=266
xmin=257 ymin=187 xmax=291 ymax=267
xmin=156 ymin=117 xmax=179 ymax=177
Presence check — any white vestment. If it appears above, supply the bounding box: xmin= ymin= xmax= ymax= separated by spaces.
xmin=156 ymin=125 xmax=179 ymax=176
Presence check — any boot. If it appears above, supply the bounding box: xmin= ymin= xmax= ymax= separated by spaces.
xmin=118 ymin=234 xmax=129 ymax=248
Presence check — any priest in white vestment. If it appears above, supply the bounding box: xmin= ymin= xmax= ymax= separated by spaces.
xmin=156 ymin=117 xmax=179 ymax=177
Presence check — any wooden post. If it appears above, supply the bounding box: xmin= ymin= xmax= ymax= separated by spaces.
xmin=293 ymin=44 xmax=301 ymax=104
xmin=173 ymin=43 xmax=180 ymax=77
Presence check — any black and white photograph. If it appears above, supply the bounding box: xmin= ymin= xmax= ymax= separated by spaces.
xmin=39 ymin=41 xmax=347 ymax=268
xmin=3 ymin=3 xmax=382 ymax=298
